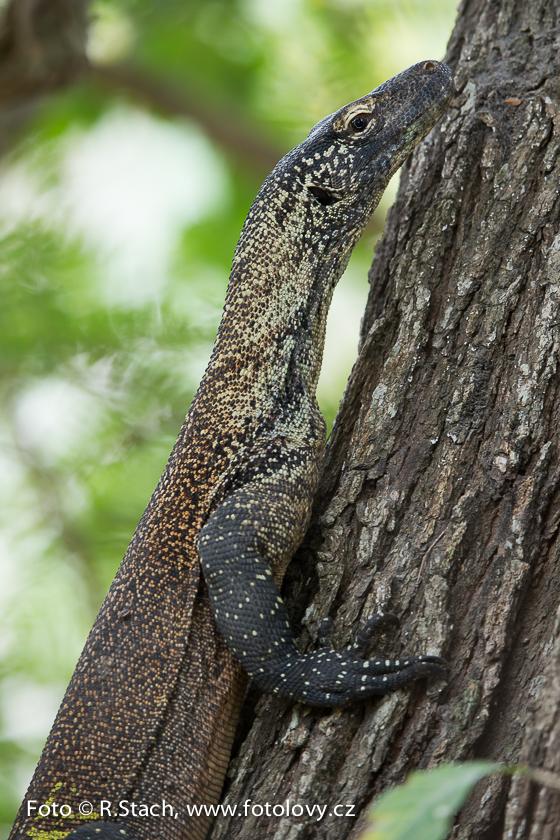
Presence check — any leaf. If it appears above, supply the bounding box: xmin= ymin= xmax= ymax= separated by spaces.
xmin=363 ymin=761 xmax=502 ymax=840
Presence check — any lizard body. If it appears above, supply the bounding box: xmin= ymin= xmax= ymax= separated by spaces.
xmin=11 ymin=60 xmax=453 ymax=840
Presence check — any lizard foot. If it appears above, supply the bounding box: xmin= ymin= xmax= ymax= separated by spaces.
xmin=270 ymin=648 xmax=447 ymax=707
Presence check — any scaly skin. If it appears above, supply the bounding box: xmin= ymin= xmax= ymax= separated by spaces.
xmin=11 ymin=60 xmax=453 ymax=840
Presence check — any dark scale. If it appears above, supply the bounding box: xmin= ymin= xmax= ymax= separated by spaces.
xmin=11 ymin=61 xmax=453 ymax=840
xmin=66 ymin=824 xmax=135 ymax=840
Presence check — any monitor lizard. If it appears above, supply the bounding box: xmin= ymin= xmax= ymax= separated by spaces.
xmin=10 ymin=59 xmax=454 ymax=840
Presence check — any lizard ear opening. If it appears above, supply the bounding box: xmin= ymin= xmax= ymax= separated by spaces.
xmin=308 ymin=185 xmax=340 ymax=207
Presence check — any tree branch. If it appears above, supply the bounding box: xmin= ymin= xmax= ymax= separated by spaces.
xmin=0 ymin=0 xmax=90 ymax=104
xmin=89 ymin=62 xmax=283 ymax=174
xmin=0 ymin=0 xmax=282 ymax=174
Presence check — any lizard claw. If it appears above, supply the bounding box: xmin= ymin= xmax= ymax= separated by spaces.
xmin=416 ymin=654 xmax=448 ymax=677
xmin=353 ymin=611 xmax=400 ymax=654
xmin=317 ymin=616 xmax=335 ymax=647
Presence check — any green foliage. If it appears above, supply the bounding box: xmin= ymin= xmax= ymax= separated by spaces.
xmin=364 ymin=762 xmax=502 ymax=840
xmin=0 ymin=0 xmax=458 ymax=833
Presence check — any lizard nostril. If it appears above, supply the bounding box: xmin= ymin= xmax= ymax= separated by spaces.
xmin=422 ymin=60 xmax=438 ymax=73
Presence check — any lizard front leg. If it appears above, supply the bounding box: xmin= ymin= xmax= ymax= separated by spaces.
xmin=198 ymin=440 xmax=445 ymax=708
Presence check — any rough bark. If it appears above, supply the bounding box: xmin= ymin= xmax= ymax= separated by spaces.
xmin=211 ymin=1 xmax=560 ymax=839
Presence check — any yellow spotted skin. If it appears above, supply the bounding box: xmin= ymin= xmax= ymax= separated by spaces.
xmin=11 ymin=62 xmax=453 ymax=840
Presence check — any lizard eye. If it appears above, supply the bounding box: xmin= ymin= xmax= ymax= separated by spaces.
xmin=349 ymin=113 xmax=370 ymax=133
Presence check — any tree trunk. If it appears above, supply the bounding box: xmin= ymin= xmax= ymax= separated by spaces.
xmin=210 ymin=1 xmax=560 ymax=838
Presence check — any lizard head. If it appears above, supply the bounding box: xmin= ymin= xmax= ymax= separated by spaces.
xmin=229 ymin=61 xmax=454 ymax=333
xmin=277 ymin=60 xmax=454 ymax=252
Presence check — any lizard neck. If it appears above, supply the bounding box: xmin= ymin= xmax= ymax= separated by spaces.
xmin=196 ymin=182 xmax=350 ymax=443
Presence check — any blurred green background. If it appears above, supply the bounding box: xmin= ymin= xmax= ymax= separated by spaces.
xmin=0 ymin=0 xmax=457 ymax=831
